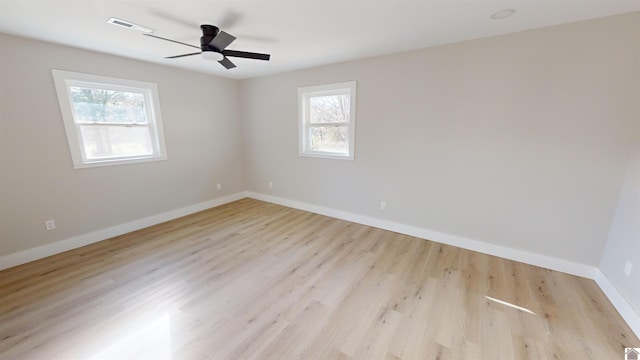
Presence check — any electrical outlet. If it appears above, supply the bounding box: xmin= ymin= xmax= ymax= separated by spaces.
xmin=624 ymin=261 xmax=633 ymax=277
xmin=45 ymin=219 xmax=56 ymax=231
xmin=268 ymin=181 xmax=273 ymax=189
xmin=380 ymin=201 xmax=387 ymax=210
xmin=217 ymin=183 xmax=222 ymax=190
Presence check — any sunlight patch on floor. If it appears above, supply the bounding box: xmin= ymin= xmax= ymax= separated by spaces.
xmin=484 ymin=295 xmax=536 ymax=315
xmin=89 ymin=312 xmax=173 ymax=360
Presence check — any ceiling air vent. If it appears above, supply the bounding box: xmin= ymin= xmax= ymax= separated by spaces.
xmin=106 ymin=17 xmax=153 ymax=33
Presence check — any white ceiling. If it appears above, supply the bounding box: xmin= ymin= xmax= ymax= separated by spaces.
xmin=2 ymin=1 xmax=640 ymax=80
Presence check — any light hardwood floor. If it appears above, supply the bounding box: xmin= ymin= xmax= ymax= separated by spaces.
xmin=0 ymin=198 xmax=637 ymax=359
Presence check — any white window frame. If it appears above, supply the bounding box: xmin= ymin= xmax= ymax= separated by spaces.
xmin=51 ymin=69 xmax=168 ymax=169
xmin=298 ymin=81 xmax=356 ymax=160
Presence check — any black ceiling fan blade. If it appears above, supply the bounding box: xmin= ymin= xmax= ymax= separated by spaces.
xmin=166 ymin=52 xmax=201 ymax=59
xmin=143 ymin=33 xmax=200 ymax=49
xmin=210 ymin=31 xmax=236 ymax=51
xmin=222 ymin=50 xmax=270 ymax=61
xmin=218 ymin=57 xmax=236 ymax=69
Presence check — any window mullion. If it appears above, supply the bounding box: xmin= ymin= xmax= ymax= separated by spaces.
xmin=75 ymin=122 xmax=149 ymax=127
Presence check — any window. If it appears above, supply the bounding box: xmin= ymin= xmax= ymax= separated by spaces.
xmin=298 ymin=81 xmax=356 ymax=159
xmin=52 ymin=70 xmax=167 ymax=168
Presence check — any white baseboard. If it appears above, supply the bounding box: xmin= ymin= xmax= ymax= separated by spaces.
xmin=247 ymin=192 xmax=640 ymax=338
xmin=247 ymin=192 xmax=597 ymax=278
xmin=0 ymin=192 xmax=247 ymax=271
xmin=3 ymin=190 xmax=637 ymax=339
xmin=594 ymin=270 xmax=640 ymax=339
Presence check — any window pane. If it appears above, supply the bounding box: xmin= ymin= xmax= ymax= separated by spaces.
xmin=309 ymin=125 xmax=348 ymax=154
xmin=70 ymin=87 xmax=147 ymax=124
xmin=309 ymin=94 xmax=350 ymax=124
xmin=79 ymin=125 xmax=153 ymax=160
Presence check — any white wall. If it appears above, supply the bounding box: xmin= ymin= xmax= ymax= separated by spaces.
xmin=0 ymin=34 xmax=244 ymax=256
xmin=600 ymin=140 xmax=640 ymax=314
xmin=240 ymin=13 xmax=640 ymax=266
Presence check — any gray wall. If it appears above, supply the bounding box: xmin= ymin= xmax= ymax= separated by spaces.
xmin=600 ymin=140 xmax=640 ymax=314
xmin=0 ymin=34 xmax=244 ymax=255
xmin=240 ymin=13 xmax=640 ymax=266
xmin=1 ymin=14 xmax=639 ymax=318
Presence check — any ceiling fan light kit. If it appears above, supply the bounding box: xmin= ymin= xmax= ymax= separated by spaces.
xmin=202 ymin=51 xmax=224 ymax=61
xmin=144 ymin=24 xmax=271 ymax=70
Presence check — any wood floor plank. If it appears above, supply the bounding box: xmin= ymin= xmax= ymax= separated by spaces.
xmin=0 ymin=198 xmax=637 ymax=359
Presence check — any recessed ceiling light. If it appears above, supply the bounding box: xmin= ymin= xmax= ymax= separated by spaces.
xmin=107 ymin=17 xmax=154 ymax=33
xmin=490 ymin=9 xmax=516 ymax=20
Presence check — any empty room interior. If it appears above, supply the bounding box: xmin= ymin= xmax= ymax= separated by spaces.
xmin=1 ymin=1 xmax=640 ymax=359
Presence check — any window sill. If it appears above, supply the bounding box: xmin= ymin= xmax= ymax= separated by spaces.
xmin=299 ymin=152 xmax=354 ymax=161
xmin=72 ymin=155 xmax=168 ymax=169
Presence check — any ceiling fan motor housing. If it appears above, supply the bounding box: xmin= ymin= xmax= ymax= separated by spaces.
xmin=201 ymin=25 xmax=220 ymax=52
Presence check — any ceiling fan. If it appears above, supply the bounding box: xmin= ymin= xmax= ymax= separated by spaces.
xmin=144 ymin=25 xmax=270 ymax=69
